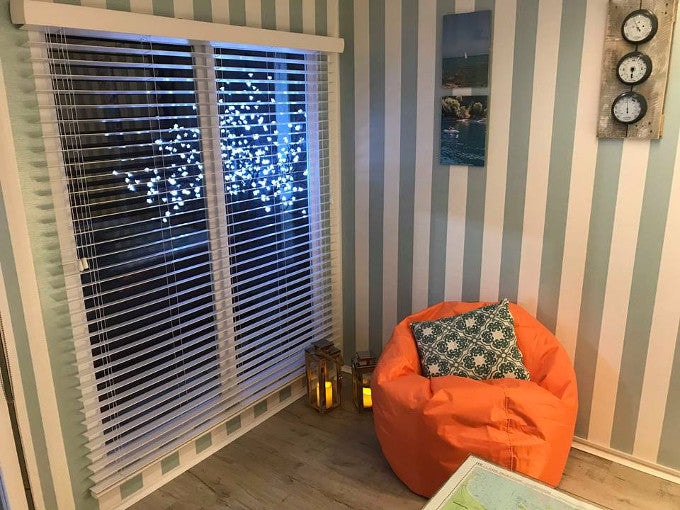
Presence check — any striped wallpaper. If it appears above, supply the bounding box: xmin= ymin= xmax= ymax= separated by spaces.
xmin=340 ymin=0 xmax=680 ymax=474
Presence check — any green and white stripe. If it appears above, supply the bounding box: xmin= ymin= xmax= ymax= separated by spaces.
xmin=382 ymin=1 xmax=401 ymax=345
xmin=554 ymin=0 xmax=606 ymax=363
xmin=352 ymin=0 xmax=370 ymax=349
xmin=516 ymin=0 xmax=561 ymax=316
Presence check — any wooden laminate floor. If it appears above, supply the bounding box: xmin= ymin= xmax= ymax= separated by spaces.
xmin=132 ymin=385 xmax=680 ymax=510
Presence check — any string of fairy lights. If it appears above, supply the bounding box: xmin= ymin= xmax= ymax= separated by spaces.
xmin=114 ymin=71 xmax=308 ymax=223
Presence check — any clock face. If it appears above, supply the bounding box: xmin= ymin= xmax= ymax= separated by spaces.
xmin=617 ymin=51 xmax=653 ymax=85
xmin=622 ymin=9 xmax=658 ymax=43
xmin=611 ymin=91 xmax=648 ymax=124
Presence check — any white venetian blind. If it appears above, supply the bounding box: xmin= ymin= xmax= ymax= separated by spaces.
xmin=31 ymin=30 xmax=334 ymax=495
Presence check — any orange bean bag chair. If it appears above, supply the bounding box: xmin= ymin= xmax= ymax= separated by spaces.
xmin=372 ymin=301 xmax=578 ymax=497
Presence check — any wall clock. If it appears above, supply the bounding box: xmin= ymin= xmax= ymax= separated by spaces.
xmin=611 ymin=91 xmax=648 ymax=124
xmin=597 ymin=0 xmax=678 ymax=139
xmin=616 ymin=51 xmax=653 ymax=85
xmin=622 ymin=8 xmax=659 ymax=43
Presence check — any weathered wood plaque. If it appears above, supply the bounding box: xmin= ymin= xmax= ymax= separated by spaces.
xmin=597 ymin=0 xmax=677 ymax=139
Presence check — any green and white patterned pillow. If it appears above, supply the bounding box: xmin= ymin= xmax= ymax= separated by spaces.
xmin=410 ymin=300 xmax=530 ymax=380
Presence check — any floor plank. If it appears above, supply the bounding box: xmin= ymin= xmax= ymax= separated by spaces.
xmin=131 ymin=384 xmax=680 ymax=510
xmin=559 ymin=448 xmax=680 ymax=509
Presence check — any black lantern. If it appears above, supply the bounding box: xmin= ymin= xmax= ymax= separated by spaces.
xmin=351 ymin=351 xmax=377 ymax=411
xmin=305 ymin=340 xmax=343 ymax=413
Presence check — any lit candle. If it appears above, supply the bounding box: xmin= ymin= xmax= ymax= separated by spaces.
xmin=362 ymin=387 xmax=372 ymax=408
xmin=325 ymin=381 xmax=333 ymax=409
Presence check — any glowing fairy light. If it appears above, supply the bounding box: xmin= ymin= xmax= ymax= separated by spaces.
xmin=113 ymin=65 xmax=309 ymax=220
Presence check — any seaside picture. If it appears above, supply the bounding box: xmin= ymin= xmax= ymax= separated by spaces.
xmin=440 ymin=95 xmax=487 ymax=167
xmin=441 ymin=11 xmax=491 ymax=88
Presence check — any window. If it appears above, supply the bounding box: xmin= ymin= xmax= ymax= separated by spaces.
xmin=36 ymin=30 xmax=334 ymax=493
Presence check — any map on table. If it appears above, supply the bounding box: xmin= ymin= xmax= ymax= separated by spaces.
xmin=424 ymin=456 xmax=601 ymax=510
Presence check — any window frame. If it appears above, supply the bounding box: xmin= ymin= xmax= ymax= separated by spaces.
xmin=39 ymin=30 xmax=332 ymax=493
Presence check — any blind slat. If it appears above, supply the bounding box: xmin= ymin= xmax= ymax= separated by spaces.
xmin=84 ymin=334 xmax=319 ymax=455
xmin=65 ymin=243 xmax=326 ymax=328
xmin=78 ymin=301 xmax=334 ymax=400
xmin=87 ymin=359 xmax=307 ymax=484
xmin=81 ymin=311 xmax=334 ymax=425
xmin=79 ymin=269 xmax=331 ymax=365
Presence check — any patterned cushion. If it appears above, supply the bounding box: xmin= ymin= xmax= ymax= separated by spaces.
xmin=410 ymin=300 xmax=530 ymax=380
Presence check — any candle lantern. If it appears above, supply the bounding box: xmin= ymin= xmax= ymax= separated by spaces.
xmin=351 ymin=350 xmax=378 ymax=411
xmin=305 ymin=340 xmax=343 ymax=413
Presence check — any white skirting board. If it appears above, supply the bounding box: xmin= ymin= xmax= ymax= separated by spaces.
xmin=572 ymin=437 xmax=680 ymax=485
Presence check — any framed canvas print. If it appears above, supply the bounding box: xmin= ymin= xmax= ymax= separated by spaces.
xmin=442 ymin=11 xmax=491 ymax=88
xmin=440 ymin=95 xmax=487 ymax=167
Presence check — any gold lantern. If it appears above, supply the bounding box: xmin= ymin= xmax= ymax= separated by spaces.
xmin=351 ymin=351 xmax=377 ymax=411
xmin=305 ymin=340 xmax=343 ymax=413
